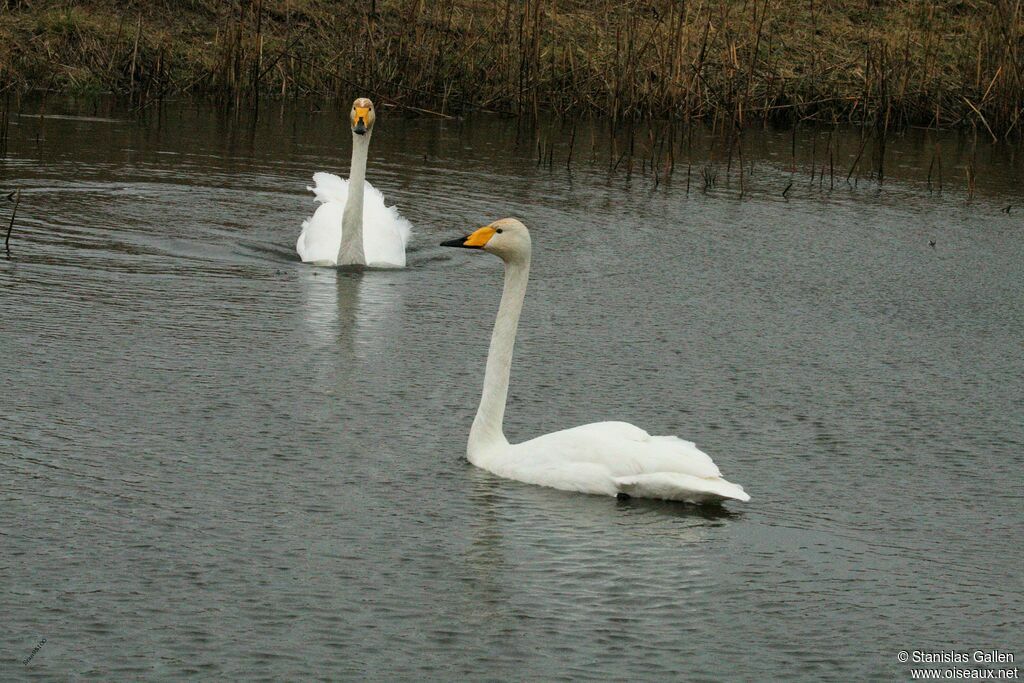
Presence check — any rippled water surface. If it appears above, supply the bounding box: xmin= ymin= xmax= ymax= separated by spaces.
xmin=3 ymin=100 xmax=1023 ymax=680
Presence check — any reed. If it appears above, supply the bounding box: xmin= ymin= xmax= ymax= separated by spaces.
xmin=0 ymin=1 xmax=1021 ymax=137
xmin=5 ymin=188 xmax=19 ymax=259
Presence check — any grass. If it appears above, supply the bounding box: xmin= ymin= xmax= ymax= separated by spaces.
xmin=0 ymin=0 xmax=1022 ymax=137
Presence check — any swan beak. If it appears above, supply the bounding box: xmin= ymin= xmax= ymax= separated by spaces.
xmin=440 ymin=226 xmax=495 ymax=249
xmin=352 ymin=106 xmax=370 ymax=135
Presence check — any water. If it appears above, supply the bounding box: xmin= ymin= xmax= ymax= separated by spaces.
xmin=2 ymin=99 xmax=1022 ymax=680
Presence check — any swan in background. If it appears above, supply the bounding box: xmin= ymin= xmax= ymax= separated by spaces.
xmin=296 ymin=98 xmax=411 ymax=267
xmin=441 ymin=219 xmax=750 ymax=505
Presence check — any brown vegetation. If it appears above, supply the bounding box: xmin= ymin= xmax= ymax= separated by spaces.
xmin=0 ymin=0 xmax=1022 ymax=137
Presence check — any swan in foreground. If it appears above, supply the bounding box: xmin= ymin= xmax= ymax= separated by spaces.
xmin=441 ymin=219 xmax=750 ymax=505
xmin=296 ymin=98 xmax=411 ymax=267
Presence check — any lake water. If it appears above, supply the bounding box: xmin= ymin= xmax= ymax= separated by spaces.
xmin=2 ymin=99 xmax=1022 ymax=680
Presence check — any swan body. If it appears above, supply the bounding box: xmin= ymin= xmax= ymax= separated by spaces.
xmin=297 ymin=172 xmax=411 ymax=267
xmin=479 ymin=423 xmax=749 ymax=504
xmin=296 ymin=98 xmax=411 ymax=268
xmin=441 ymin=219 xmax=750 ymax=505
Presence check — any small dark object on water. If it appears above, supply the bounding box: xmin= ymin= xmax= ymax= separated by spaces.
xmin=1002 ymin=205 xmax=1011 ymax=214
xmin=616 ymin=492 xmax=631 ymax=501
xmin=929 ymin=239 xmax=936 ymax=249
xmin=782 ymin=181 xmax=793 ymax=198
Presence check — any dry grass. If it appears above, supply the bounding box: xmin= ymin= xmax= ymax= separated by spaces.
xmin=0 ymin=0 xmax=1022 ymax=136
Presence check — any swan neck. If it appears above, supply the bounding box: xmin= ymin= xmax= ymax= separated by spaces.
xmin=469 ymin=254 xmax=530 ymax=454
xmin=338 ymin=132 xmax=370 ymax=265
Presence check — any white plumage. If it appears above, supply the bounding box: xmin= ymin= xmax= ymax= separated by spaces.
xmin=487 ymin=422 xmax=748 ymax=504
xmin=296 ymin=172 xmax=412 ymax=267
xmin=442 ymin=218 xmax=750 ymax=505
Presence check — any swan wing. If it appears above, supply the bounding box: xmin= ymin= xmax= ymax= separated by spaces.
xmin=297 ymin=201 xmax=344 ymax=265
xmin=494 ymin=421 xmax=748 ymax=503
xmin=518 ymin=421 xmax=723 ymax=479
xmin=309 ymin=171 xmax=349 ymax=205
xmin=360 ymin=180 xmax=412 ymax=268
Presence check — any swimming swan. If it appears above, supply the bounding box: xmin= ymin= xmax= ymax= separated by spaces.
xmin=441 ymin=218 xmax=750 ymax=505
xmin=296 ymin=98 xmax=411 ymax=267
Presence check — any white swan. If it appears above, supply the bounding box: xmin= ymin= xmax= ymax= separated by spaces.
xmin=441 ymin=219 xmax=750 ymax=505
xmin=296 ymin=98 xmax=411 ymax=267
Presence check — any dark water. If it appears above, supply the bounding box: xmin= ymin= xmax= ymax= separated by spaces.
xmin=2 ymin=100 xmax=1022 ymax=680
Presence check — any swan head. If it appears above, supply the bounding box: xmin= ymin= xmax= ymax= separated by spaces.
xmin=440 ymin=218 xmax=531 ymax=262
xmin=350 ymin=98 xmax=375 ymax=136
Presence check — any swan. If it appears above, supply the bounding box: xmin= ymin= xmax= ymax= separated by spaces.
xmin=296 ymin=98 xmax=411 ymax=267
xmin=441 ymin=219 xmax=750 ymax=505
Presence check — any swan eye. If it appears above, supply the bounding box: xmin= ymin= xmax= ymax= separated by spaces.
xmin=496 ymin=229 xmax=503 ymax=234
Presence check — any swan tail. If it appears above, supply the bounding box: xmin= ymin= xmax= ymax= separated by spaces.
xmin=613 ymin=472 xmax=750 ymax=504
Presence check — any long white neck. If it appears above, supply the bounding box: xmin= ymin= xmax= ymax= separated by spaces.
xmin=337 ymin=131 xmax=370 ymax=265
xmin=468 ymin=254 xmax=531 ymax=456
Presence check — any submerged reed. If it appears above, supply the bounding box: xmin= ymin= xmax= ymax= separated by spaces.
xmin=5 ymin=188 xmax=20 ymax=259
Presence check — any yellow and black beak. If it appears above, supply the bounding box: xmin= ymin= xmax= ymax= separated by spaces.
xmin=440 ymin=226 xmax=496 ymax=249
xmin=353 ymin=107 xmax=370 ymax=135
